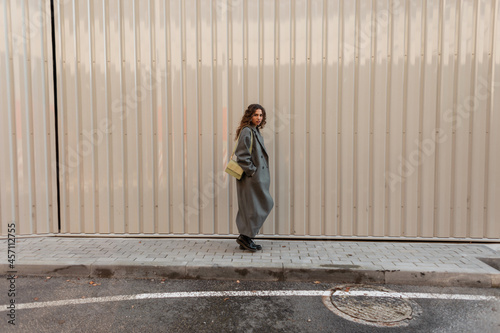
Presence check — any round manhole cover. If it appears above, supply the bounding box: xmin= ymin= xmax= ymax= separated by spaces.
xmin=322 ymin=285 xmax=422 ymax=327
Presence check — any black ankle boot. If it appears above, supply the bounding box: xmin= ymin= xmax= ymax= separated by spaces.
xmin=236 ymin=234 xmax=259 ymax=252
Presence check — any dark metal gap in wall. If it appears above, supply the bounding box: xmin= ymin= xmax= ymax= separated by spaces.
xmin=50 ymin=0 xmax=61 ymax=233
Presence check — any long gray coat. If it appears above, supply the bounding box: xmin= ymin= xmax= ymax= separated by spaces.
xmin=234 ymin=126 xmax=274 ymax=238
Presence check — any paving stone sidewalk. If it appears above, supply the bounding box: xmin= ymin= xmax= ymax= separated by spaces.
xmin=1 ymin=237 xmax=499 ymax=287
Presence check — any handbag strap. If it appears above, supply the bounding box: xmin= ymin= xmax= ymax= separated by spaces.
xmin=231 ymin=127 xmax=254 ymax=158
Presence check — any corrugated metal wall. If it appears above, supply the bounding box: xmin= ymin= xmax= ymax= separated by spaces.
xmin=1 ymin=0 xmax=499 ymax=239
xmin=0 ymin=0 xmax=58 ymax=235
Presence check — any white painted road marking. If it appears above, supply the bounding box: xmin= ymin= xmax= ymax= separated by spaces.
xmin=1 ymin=290 xmax=498 ymax=312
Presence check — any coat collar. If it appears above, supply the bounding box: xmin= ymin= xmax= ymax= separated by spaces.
xmin=248 ymin=126 xmax=268 ymax=156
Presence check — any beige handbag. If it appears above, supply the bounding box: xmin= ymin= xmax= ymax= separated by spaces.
xmin=225 ymin=128 xmax=254 ymax=180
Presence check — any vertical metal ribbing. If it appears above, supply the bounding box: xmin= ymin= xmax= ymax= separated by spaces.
xmin=384 ymin=0 xmax=393 ymax=236
xmin=434 ymin=0 xmax=444 ymax=237
xmin=3 ymin=0 xmax=20 ymax=231
xmin=21 ymin=0 xmax=35 ymax=234
xmin=320 ymin=0 xmax=328 ymax=235
xmin=209 ymin=0 xmax=216 ymax=234
xmin=484 ymin=0 xmax=499 ymax=235
xmin=368 ymin=0 xmax=376 ymax=236
xmin=449 ymin=0 xmax=461 ymax=236
xmin=70 ymin=0 xmax=83 ymax=232
xmin=148 ymin=0 xmax=158 ymax=234
xmin=195 ymin=0 xmax=201 ymax=233
xmin=210 ymin=0 xmax=216 ymax=234
xmin=224 ymin=0 xmax=231 ymax=234
xmin=118 ymin=0 xmax=127 ymax=233
xmin=289 ymin=0 xmax=295 ymax=234
xmin=180 ymin=0 xmax=187 ymax=232
xmin=7 ymin=0 xmax=500 ymax=239
xmin=56 ymin=0 xmax=68 ymax=233
xmin=41 ymin=0 xmax=52 ymax=233
xmin=226 ymin=0 xmax=233 ymax=234
xmin=87 ymin=0 xmax=97 ymax=232
xmin=466 ymin=0 xmax=479 ymax=237
xmin=243 ymin=0 xmax=247 ymax=107
xmin=301 ymin=0 xmax=312 ymax=235
xmin=165 ymin=0 xmax=173 ymax=234
xmin=417 ymin=0 xmax=426 ymax=236
xmin=401 ymin=0 xmax=409 ymax=236
xmin=273 ymin=0 xmax=279 ymax=235
xmin=132 ymin=0 xmax=141 ymax=233
xmin=337 ymin=0 xmax=343 ymax=235
xmin=103 ymin=0 xmax=113 ymax=233
xmin=258 ymin=0 xmax=263 ymax=103
xmin=352 ymin=0 xmax=360 ymax=234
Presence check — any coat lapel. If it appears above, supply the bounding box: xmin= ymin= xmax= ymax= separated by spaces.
xmin=250 ymin=127 xmax=268 ymax=156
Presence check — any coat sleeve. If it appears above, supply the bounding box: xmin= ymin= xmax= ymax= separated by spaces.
xmin=234 ymin=127 xmax=257 ymax=177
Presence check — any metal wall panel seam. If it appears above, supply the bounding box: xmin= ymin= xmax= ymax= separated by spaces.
xmin=384 ymin=0 xmax=392 ymax=237
xmin=417 ymin=0 xmax=427 ymax=237
xmin=469 ymin=0 xmax=489 ymax=237
xmin=485 ymin=0 xmax=499 ymax=236
xmin=55 ymin=0 xmax=67 ymax=233
xmin=481 ymin=0 xmax=495 ymax=237
xmin=40 ymin=0 xmax=52 ymax=233
xmin=21 ymin=0 xmax=35 ymax=234
xmin=490 ymin=0 xmax=500 ymax=237
xmin=449 ymin=0 xmax=460 ymax=236
xmin=289 ymin=0 xmax=295 ymax=234
xmin=336 ymin=0 xmax=343 ymax=235
xmin=194 ymin=0 xmax=202 ymax=233
xmin=466 ymin=0 xmax=479 ymax=237
xmin=134 ymin=0 xmax=143 ymax=233
xmin=163 ymin=0 xmax=172 ymax=234
xmin=87 ymin=0 xmax=97 ymax=233
xmin=401 ymin=0 xmax=410 ymax=236
xmin=321 ymin=0 xmax=328 ymax=235
xmin=149 ymin=0 xmax=158 ymax=234
xmin=324 ymin=0 xmax=340 ymax=236
xmin=203 ymin=0 xmax=215 ymax=234
xmin=368 ymin=0 xmax=376 ymax=236
xmin=2 ymin=0 xmax=19 ymax=231
xmin=258 ymin=0 xmax=263 ymax=102
xmin=433 ymin=0 xmax=444 ymax=237
xmin=224 ymin=0 xmax=231 ymax=234
xmin=274 ymin=0 xmax=283 ymax=235
xmin=305 ymin=0 xmax=311 ymax=235
xmin=211 ymin=0 xmax=217 ymax=234
xmin=196 ymin=0 xmax=203 ymax=234
xmin=180 ymin=0 xmax=187 ymax=233
xmin=118 ymin=0 xmax=128 ymax=234
xmin=273 ymin=0 xmax=280 ymax=234
xmin=242 ymin=0 xmax=247 ymax=107
xmin=352 ymin=0 xmax=359 ymax=236
xmin=212 ymin=0 xmax=218 ymax=234
xmin=272 ymin=0 xmax=279 ymax=235
xmin=102 ymin=0 xmax=113 ymax=233
xmin=70 ymin=0 xmax=83 ymax=233
xmin=214 ymin=0 xmax=223 ymax=235
xmin=453 ymin=0 xmax=474 ymax=237
xmin=226 ymin=0 xmax=234 ymax=235
xmin=289 ymin=0 xmax=294 ymax=235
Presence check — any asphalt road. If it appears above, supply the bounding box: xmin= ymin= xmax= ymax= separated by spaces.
xmin=1 ymin=276 xmax=499 ymax=332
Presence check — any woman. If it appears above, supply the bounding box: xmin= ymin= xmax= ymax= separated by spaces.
xmin=233 ymin=104 xmax=274 ymax=252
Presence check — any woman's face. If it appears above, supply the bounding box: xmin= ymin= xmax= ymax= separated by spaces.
xmin=251 ymin=109 xmax=263 ymax=127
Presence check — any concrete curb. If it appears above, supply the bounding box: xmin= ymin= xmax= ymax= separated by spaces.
xmin=2 ymin=262 xmax=499 ymax=288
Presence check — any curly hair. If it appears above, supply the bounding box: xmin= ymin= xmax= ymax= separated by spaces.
xmin=235 ymin=104 xmax=267 ymax=140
